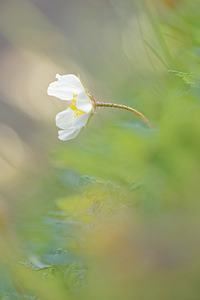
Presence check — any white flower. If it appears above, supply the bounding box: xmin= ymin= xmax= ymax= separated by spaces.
xmin=47 ymin=74 xmax=95 ymax=140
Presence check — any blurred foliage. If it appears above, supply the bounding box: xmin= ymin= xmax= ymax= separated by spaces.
xmin=1 ymin=0 xmax=200 ymax=299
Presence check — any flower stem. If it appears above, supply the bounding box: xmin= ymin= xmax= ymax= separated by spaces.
xmin=96 ymin=102 xmax=153 ymax=128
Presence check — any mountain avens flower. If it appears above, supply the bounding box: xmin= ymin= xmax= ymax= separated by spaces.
xmin=47 ymin=74 xmax=152 ymax=141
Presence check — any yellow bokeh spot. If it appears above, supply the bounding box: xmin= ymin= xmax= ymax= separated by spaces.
xmin=57 ymin=195 xmax=94 ymax=224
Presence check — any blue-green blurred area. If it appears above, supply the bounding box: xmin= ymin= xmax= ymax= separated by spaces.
xmin=1 ymin=0 xmax=200 ymax=299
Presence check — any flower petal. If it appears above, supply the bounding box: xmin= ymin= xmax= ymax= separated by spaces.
xmin=55 ymin=107 xmax=75 ymax=130
xmin=47 ymin=74 xmax=85 ymax=101
xmin=72 ymin=112 xmax=91 ymax=129
xmin=75 ymin=92 xmax=93 ymax=113
xmin=58 ymin=128 xmax=81 ymax=141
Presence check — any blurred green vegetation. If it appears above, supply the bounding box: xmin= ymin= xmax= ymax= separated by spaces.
xmin=1 ymin=0 xmax=200 ymax=299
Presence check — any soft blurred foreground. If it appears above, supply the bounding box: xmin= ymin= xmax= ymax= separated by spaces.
xmin=1 ymin=0 xmax=200 ymax=299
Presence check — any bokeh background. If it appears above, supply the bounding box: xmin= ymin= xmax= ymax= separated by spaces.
xmin=1 ymin=0 xmax=200 ymax=299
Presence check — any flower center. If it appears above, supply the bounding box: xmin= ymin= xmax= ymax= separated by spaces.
xmin=70 ymin=94 xmax=85 ymax=118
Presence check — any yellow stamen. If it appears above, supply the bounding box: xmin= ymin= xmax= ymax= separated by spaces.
xmin=70 ymin=98 xmax=85 ymax=118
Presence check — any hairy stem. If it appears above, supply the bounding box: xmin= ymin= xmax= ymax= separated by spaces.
xmin=96 ymin=102 xmax=152 ymax=128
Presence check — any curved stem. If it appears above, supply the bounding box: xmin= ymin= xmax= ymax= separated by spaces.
xmin=96 ymin=102 xmax=152 ymax=128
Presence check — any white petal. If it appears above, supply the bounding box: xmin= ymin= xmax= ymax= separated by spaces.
xmin=75 ymin=92 xmax=93 ymax=113
xmin=58 ymin=128 xmax=81 ymax=141
xmin=55 ymin=107 xmax=75 ymax=130
xmin=56 ymin=107 xmax=90 ymax=131
xmin=72 ymin=112 xmax=91 ymax=129
xmin=47 ymin=74 xmax=85 ymax=101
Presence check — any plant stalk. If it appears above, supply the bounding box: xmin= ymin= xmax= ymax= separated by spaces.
xmin=96 ymin=102 xmax=152 ymax=128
